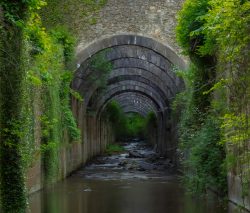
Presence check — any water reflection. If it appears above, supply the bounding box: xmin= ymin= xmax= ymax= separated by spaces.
xmin=29 ymin=177 xmax=229 ymax=213
xmin=28 ymin=142 xmax=247 ymax=213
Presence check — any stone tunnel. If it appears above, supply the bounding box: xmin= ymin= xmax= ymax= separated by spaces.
xmin=68 ymin=0 xmax=188 ymax=164
xmin=71 ymin=34 xmax=187 ymax=163
xmin=26 ymin=0 xmax=189 ymax=194
xmin=2 ymin=1 xmax=246 ymax=210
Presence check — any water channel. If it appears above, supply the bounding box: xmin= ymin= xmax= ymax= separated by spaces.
xmin=28 ymin=141 xmax=239 ymax=213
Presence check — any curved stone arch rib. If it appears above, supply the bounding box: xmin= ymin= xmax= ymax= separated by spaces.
xmin=120 ymin=105 xmax=154 ymax=115
xmin=97 ymin=89 xmax=165 ymax=120
xmin=76 ymin=34 xmax=187 ymax=70
xmin=112 ymin=92 xmax=158 ymax=111
xmin=99 ymin=93 xmax=162 ymax=123
xmin=120 ymin=105 xmax=154 ymax=117
xmin=111 ymin=58 xmax=180 ymax=91
xmin=113 ymin=93 xmax=157 ymax=111
xmin=75 ymin=60 xmax=177 ymax=107
xmin=123 ymin=108 xmax=150 ymax=117
xmin=79 ymin=57 xmax=179 ymax=93
xmin=100 ymin=92 xmax=159 ymax=118
xmin=109 ymin=67 xmax=174 ymax=95
xmin=92 ymin=81 xmax=169 ymax=112
xmin=79 ymin=44 xmax=175 ymax=80
xmin=106 ymin=45 xmax=172 ymax=69
xmin=114 ymin=97 xmax=157 ymax=115
xmin=107 ymin=75 xmax=173 ymax=100
xmin=124 ymin=111 xmax=148 ymax=117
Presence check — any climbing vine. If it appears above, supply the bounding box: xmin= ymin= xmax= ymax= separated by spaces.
xmin=25 ymin=11 xmax=81 ymax=183
xmin=0 ymin=1 xmax=32 ymax=212
xmin=173 ymin=65 xmax=227 ymax=195
xmin=89 ymin=49 xmax=113 ymax=89
xmin=176 ymin=0 xmax=250 ymax=203
xmin=0 ymin=0 xmax=82 ymax=212
xmin=39 ymin=0 xmax=108 ymax=34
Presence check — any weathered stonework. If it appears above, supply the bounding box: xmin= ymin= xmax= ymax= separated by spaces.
xmin=24 ymin=1 xmax=250 ymax=211
xmin=76 ymin=0 xmax=185 ymax=58
xmin=27 ymin=0 xmax=187 ymax=197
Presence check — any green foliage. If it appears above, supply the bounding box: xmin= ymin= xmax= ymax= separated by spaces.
xmin=177 ymin=0 xmax=217 ymax=113
xmin=0 ymin=122 xmax=27 ymax=213
xmin=182 ymin=116 xmax=227 ymax=195
xmin=221 ymin=113 xmax=250 ymax=197
xmin=89 ymin=50 xmax=113 ymax=88
xmin=200 ymin=0 xmax=250 ymax=60
xmin=61 ymin=105 xmax=81 ymax=141
xmin=0 ymin=1 xmax=35 ymax=212
xmin=173 ymin=67 xmax=227 ymax=194
xmin=25 ymin=20 xmax=80 ymax=181
xmin=105 ymin=144 xmax=125 ymax=155
xmin=173 ymin=66 xmax=227 ymax=196
xmin=0 ymin=1 xmax=81 ymax=211
xmin=104 ymin=101 xmax=129 ymax=140
xmin=176 ymin=0 xmax=250 ymax=201
xmin=126 ymin=113 xmax=146 ymax=138
xmin=39 ymin=0 xmax=107 ymax=35
xmin=59 ymin=72 xmax=81 ymax=141
xmin=50 ymin=26 xmax=76 ymax=67
xmin=176 ymin=0 xmax=210 ymax=56
xmin=104 ymin=101 xmax=157 ymax=141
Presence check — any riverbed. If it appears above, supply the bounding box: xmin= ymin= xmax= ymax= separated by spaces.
xmin=29 ymin=141 xmax=230 ymax=213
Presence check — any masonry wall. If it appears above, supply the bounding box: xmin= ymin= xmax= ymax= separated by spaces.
xmin=26 ymin=97 xmax=115 ymax=194
xmin=24 ymin=1 xmax=249 ymax=210
xmin=76 ymin=0 xmax=185 ymax=59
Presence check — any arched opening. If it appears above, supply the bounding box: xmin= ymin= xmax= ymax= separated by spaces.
xmin=72 ymin=34 xmax=186 ymax=162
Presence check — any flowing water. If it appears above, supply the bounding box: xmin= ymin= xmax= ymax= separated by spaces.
xmin=28 ymin=141 xmax=237 ymax=213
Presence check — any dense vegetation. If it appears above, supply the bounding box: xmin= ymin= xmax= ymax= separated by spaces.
xmin=104 ymin=101 xmax=157 ymax=141
xmin=0 ymin=0 xmax=107 ymax=212
xmin=105 ymin=143 xmax=125 ymax=155
xmin=39 ymin=0 xmax=107 ymax=35
xmin=0 ymin=0 xmax=249 ymax=212
xmin=88 ymin=49 xmax=113 ymax=89
xmin=175 ymin=0 xmax=250 ymax=200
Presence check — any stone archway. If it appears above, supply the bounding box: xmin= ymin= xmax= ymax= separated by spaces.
xmin=72 ymin=34 xmax=187 ymax=161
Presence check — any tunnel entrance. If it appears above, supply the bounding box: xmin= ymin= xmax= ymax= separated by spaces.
xmin=103 ymin=100 xmax=158 ymax=143
xmin=72 ymin=34 xmax=186 ymax=162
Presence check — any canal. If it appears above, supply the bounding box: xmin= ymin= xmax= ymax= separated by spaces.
xmin=28 ymin=141 xmax=230 ymax=213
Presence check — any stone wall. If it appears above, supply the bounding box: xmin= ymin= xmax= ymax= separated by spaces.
xmin=74 ymin=1 xmax=250 ymax=210
xmin=26 ymin=96 xmax=115 ymax=194
xmin=76 ymin=0 xmax=185 ymax=59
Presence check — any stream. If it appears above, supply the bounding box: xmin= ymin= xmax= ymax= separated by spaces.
xmin=29 ymin=141 xmax=233 ymax=213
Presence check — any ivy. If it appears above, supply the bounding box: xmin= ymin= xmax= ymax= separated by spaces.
xmin=0 ymin=1 xmax=30 ymax=212
xmin=89 ymin=49 xmax=113 ymax=88
xmin=39 ymin=0 xmax=108 ymax=35
xmin=203 ymin=0 xmax=250 ymax=200
xmin=221 ymin=113 xmax=250 ymax=198
xmin=0 ymin=0 xmax=81 ymax=211
xmin=176 ymin=0 xmax=210 ymax=56
xmin=176 ymin=0 xmax=250 ymax=203
xmin=50 ymin=26 xmax=76 ymax=67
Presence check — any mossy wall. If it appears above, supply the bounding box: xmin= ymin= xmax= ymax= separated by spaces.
xmin=176 ymin=0 xmax=250 ymax=209
xmin=0 ymin=1 xmax=112 ymax=212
